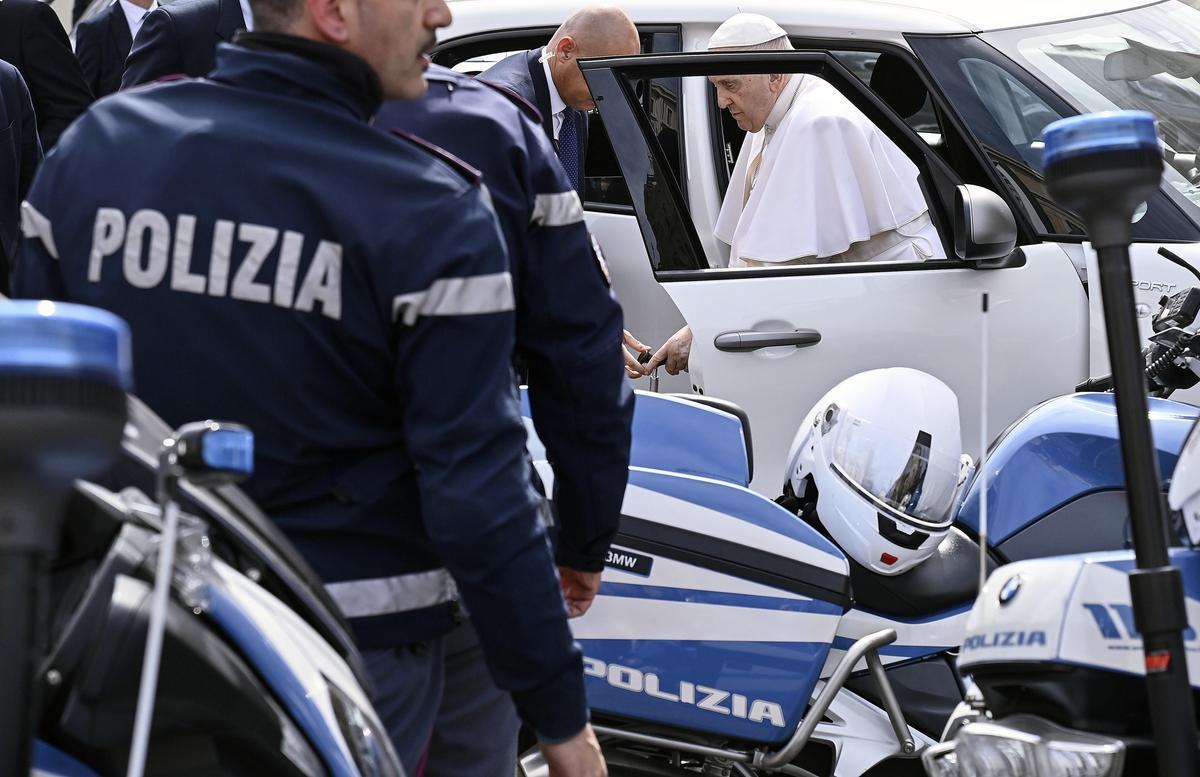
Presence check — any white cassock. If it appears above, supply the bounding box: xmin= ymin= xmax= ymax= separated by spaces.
xmin=714 ymin=74 xmax=945 ymax=267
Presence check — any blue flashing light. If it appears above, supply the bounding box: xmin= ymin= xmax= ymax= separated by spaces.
xmin=0 ymin=300 xmax=131 ymax=389
xmin=202 ymin=428 xmax=254 ymax=476
xmin=1043 ymin=111 xmax=1159 ymax=167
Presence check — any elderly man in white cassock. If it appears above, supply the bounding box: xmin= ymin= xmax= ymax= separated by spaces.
xmin=640 ymin=12 xmax=943 ymax=376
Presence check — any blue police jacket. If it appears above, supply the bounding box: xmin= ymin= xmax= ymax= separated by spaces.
xmin=377 ymin=66 xmax=633 ymax=575
xmin=16 ymin=35 xmax=587 ymax=740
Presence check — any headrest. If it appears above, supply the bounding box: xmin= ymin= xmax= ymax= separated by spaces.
xmin=868 ymin=53 xmax=928 ymax=120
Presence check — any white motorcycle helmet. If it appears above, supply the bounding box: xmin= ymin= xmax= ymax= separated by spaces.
xmin=1169 ymin=419 xmax=1200 ymax=546
xmin=785 ymin=368 xmax=968 ymax=576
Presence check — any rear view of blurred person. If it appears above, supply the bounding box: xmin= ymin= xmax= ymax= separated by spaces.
xmin=378 ymin=66 xmax=634 ymax=772
xmin=15 ymin=0 xmax=608 ymax=771
xmin=0 ymin=0 xmax=93 ymax=149
xmin=0 ymin=61 xmax=41 ymax=295
xmin=481 ymin=5 xmax=639 ymax=195
xmin=76 ymin=0 xmax=157 ymax=98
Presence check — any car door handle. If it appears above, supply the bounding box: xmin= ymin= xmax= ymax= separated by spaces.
xmin=713 ymin=329 xmax=822 ymax=352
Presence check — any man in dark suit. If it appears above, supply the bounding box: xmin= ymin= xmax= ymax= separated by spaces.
xmin=481 ymin=5 xmax=638 ymax=196
xmin=0 ymin=0 xmax=93 ymax=150
xmin=72 ymin=0 xmax=94 ymax=27
xmin=0 ymin=60 xmax=41 ymax=295
xmin=75 ymin=0 xmax=154 ymax=98
xmin=120 ymin=0 xmax=246 ymax=88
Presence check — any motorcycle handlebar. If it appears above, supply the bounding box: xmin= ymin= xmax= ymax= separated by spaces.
xmin=1076 ymin=374 xmax=1115 ymax=392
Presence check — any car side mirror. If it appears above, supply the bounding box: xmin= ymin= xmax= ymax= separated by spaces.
xmin=955 ymin=184 xmax=1019 ymax=269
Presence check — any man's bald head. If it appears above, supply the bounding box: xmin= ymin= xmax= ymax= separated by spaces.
xmin=545 ymin=5 xmax=640 ymax=110
xmin=552 ymin=6 xmax=640 ymax=56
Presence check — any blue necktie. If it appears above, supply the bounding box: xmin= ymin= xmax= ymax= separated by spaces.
xmin=558 ymin=110 xmax=581 ymax=191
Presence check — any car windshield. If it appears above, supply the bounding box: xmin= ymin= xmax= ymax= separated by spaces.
xmin=984 ymin=0 xmax=1200 ymax=217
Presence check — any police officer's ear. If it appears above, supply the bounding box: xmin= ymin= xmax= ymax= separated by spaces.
xmin=555 ymin=35 xmax=579 ymax=64
xmin=305 ymin=0 xmax=356 ymax=46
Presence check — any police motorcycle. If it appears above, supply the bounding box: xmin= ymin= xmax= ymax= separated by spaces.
xmin=921 ymin=529 xmax=1200 ymax=775
xmin=515 ymin=125 xmax=1200 ymax=776
xmin=919 ymin=111 xmax=1200 ymax=776
xmin=919 ymin=330 xmax=1200 ymax=776
xmin=516 ymin=344 xmax=1200 ymax=777
xmin=0 ymin=300 xmax=404 ymax=777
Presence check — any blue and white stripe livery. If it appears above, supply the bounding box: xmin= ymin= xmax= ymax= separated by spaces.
xmin=529 ymin=391 xmax=851 ymax=744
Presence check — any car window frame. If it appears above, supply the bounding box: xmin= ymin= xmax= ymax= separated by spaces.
xmin=432 ymin=25 xmax=686 ymax=216
xmin=907 ymin=32 xmax=1200 ymax=244
xmin=764 ymin=38 xmax=1043 ymax=248
xmin=581 ymin=50 xmax=982 ymax=282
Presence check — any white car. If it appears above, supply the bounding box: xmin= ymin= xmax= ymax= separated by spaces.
xmin=434 ymin=0 xmax=1200 ymax=491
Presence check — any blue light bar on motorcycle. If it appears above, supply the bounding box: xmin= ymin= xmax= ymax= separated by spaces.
xmin=1043 ymin=110 xmax=1158 ymax=167
xmin=0 ymin=300 xmax=131 ymax=389
xmin=201 ymin=428 xmax=254 ymax=478
xmin=1043 ymin=111 xmax=1162 ymax=250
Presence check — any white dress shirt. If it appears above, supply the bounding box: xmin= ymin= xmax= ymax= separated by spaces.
xmin=118 ymin=0 xmax=157 ymax=40
xmin=540 ymin=49 xmax=568 ymax=141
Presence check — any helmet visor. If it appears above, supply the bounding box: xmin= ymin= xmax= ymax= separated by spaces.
xmin=821 ymin=407 xmax=962 ymax=529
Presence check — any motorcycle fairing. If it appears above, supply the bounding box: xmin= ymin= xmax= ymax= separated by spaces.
xmin=959 ymin=549 xmax=1200 ymax=685
xmin=957 ymin=394 xmax=1197 ymax=543
xmin=206 ymin=559 xmax=395 ymax=776
xmin=522 ymin=389 xmax=752 ymax=488
xmin=31 ymin=741 xmax=102 ymax=777
xmin=571 ymin=470 xmax=850 ymax=745
xmin=827 ymin=604 xmax=972 ymax=673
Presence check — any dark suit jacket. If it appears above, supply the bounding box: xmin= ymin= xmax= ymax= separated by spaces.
xmin=0 ymin=59 xmax=42 ymax=293
xmin=120 ymin=0 xmax=245 ymax=88
xmin=72 ymin=0 xmax=94 ymax=27
xmin=0 ymin=0 xmax=93 ymax=150
xmin=481 ymin=48 xmax=588 ymax=195
xmin=75 ymin=1 xmax=134 ymax=99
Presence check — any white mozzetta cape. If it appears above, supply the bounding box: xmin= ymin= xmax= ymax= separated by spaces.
xmin=715 ymin=74 xmax=930 ymax=266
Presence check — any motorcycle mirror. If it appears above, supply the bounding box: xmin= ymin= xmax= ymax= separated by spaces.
xmin=169 ymin=421 xmax=254 ymax=487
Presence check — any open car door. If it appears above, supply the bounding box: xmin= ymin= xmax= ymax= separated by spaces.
xmin=582 ymin=51 xmax=1089 ymax=493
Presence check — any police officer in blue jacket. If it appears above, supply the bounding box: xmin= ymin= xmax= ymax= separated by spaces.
xmin=376 ymin=66 xmax=633 ymax=772
xmin=14 ymin=0 xmax=607 ymax=773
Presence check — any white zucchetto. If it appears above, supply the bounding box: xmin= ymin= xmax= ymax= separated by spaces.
xmin=707 ymin=13 xmax=788 ymax=50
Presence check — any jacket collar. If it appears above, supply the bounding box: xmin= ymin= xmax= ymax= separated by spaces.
xmin=212 ymin=34 xmax=382 ymax=121
xmin=524 ymin=47 xmax=556 ymax=139
xmin=217 ymin=0 xmax=245 ymax=40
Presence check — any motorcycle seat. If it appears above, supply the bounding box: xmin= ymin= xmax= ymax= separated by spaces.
xmin=847 ymin=527 xmax=995 ymax=618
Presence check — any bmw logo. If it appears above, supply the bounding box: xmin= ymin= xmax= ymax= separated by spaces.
xmin=999 ymin=575 xmax=1023 ymax=605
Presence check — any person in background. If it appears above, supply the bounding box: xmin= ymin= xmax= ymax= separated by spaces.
xmin=0 ymin=60 xmax=41 ymax=296
xmin=15 ymin=0 xmax=606 ymax=772
xmin=642 ymin=12 xmax=942 ymax=376
xmin=377 ymin=63 xmax=633 ymax=775
xmin=480 ymin=5 xmax=639 ymax=196
xmin=0 ymin=0 xmax=93 ymax=150
xmin=710 ymin=13 xmax=940 ymax=269
xmin=75 ymin=0 xmax=157 ymax=98
xmin=120 ymin=0 xmax=248 ymax=88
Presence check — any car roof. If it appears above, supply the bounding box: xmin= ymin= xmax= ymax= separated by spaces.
xmin=443 ymin=0 xmax=1168 ymax=38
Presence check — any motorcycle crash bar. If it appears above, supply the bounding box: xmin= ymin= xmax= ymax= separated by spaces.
xmin=591 ymin=629 xmax=913 ymax=773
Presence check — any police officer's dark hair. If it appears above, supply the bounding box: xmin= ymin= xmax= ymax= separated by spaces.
xmin=247 ymin=0 xmax=300 ymax=32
